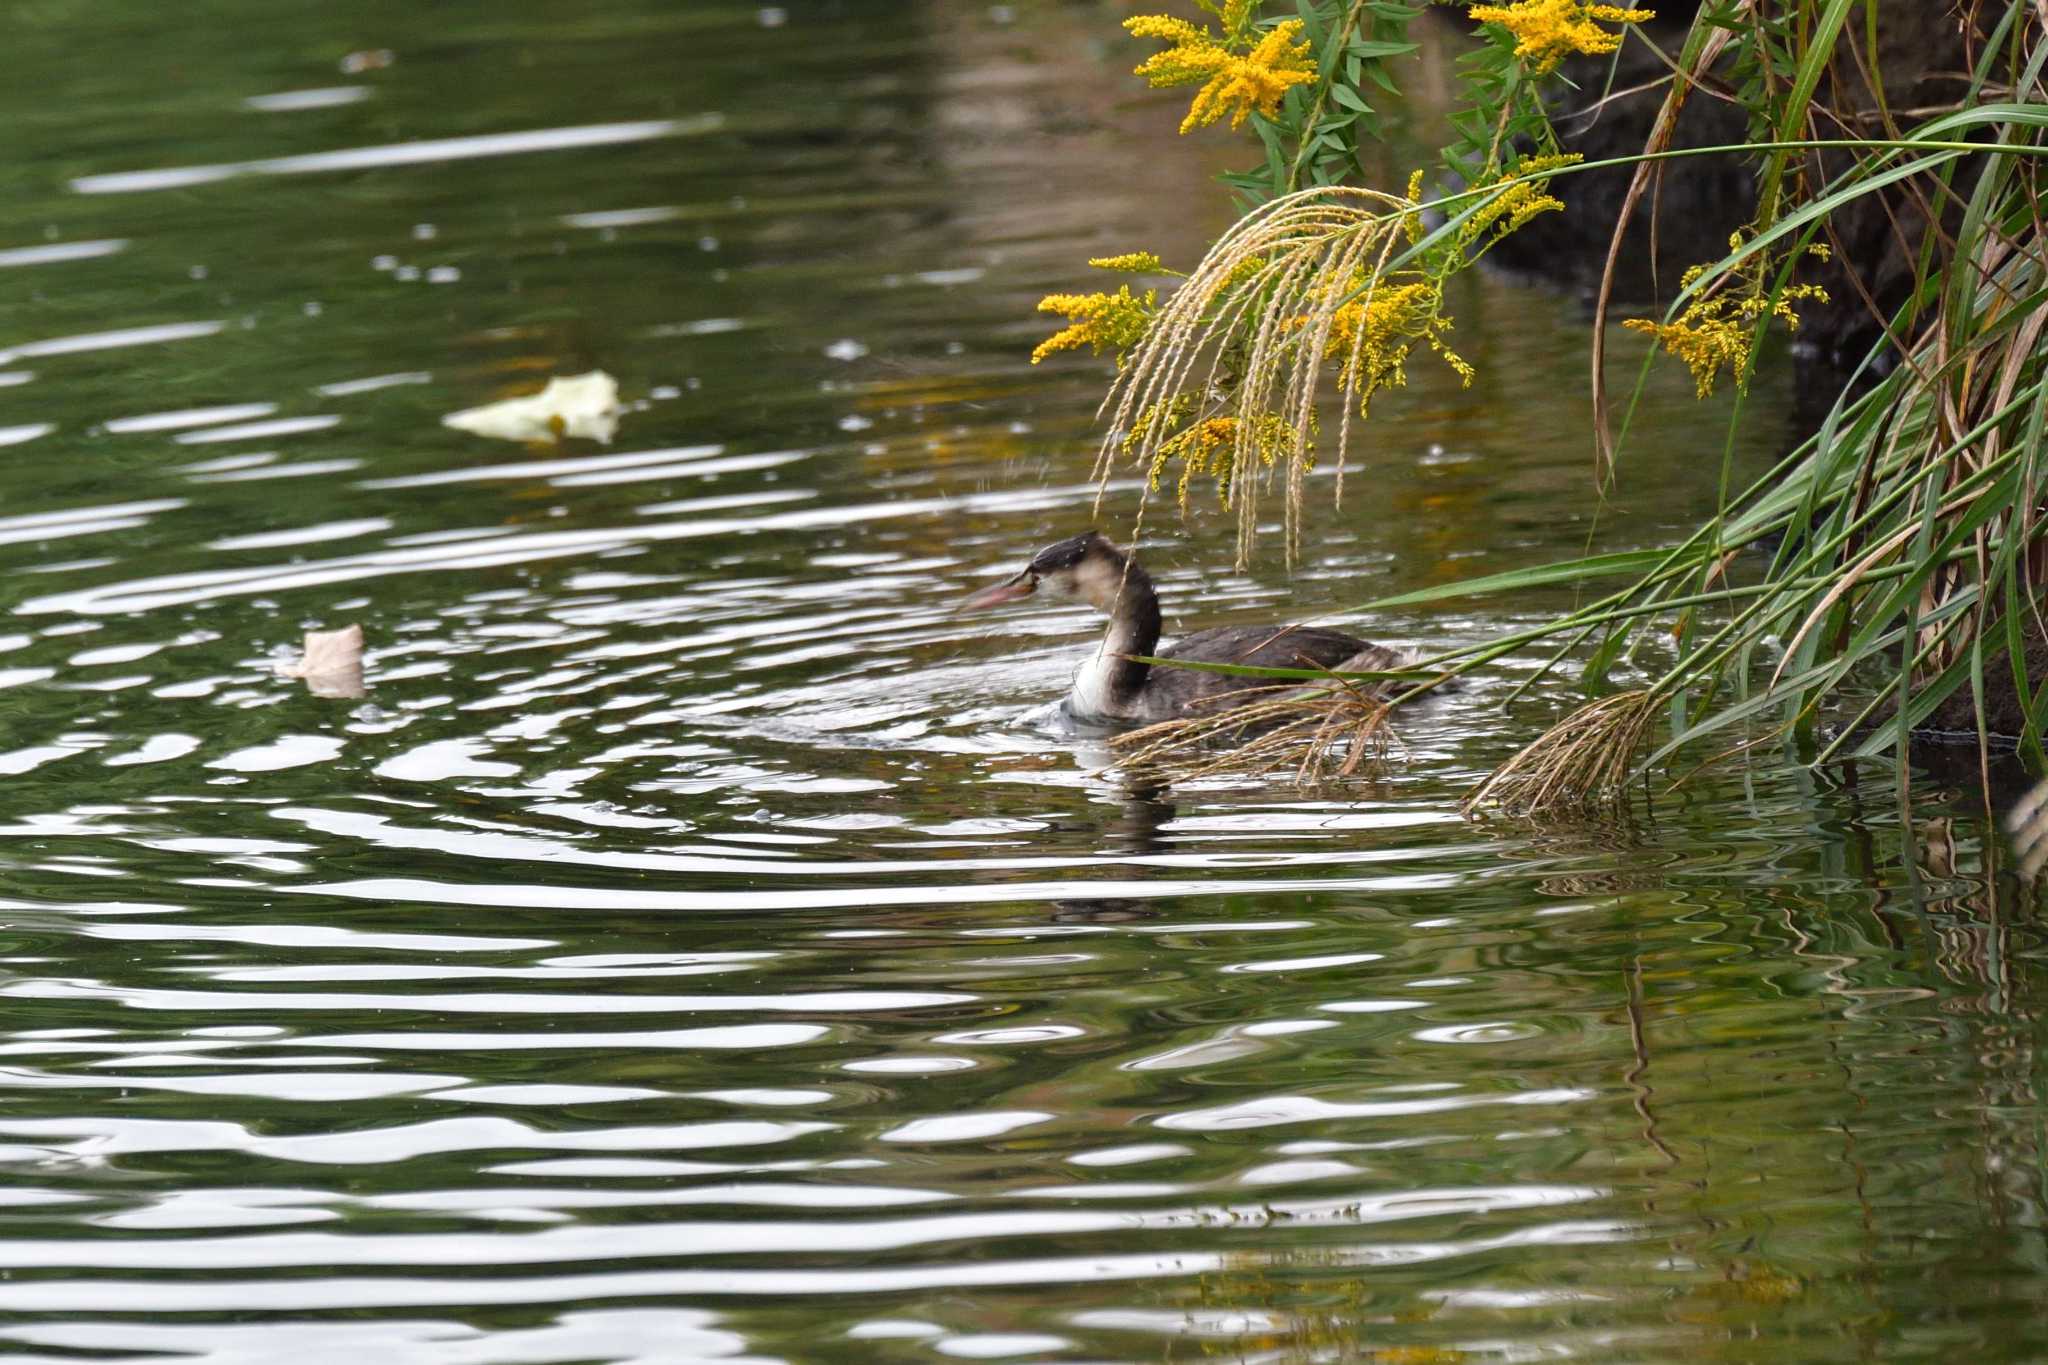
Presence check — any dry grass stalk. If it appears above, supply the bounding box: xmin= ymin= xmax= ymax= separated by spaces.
xmin=1465 ymin=689 xmax=1659 ymax=816
xmin=1108 ymin=672 xmax=1403 ymax=786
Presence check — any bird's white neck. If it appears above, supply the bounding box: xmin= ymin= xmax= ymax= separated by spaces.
xmin=1064 ymin=552 xmax=1161 ymax=721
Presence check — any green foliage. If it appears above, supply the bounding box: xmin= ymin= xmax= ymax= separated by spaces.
xmin=1221 ymin=0 xmax=1429 ymax=201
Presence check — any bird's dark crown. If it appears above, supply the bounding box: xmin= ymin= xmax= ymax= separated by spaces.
xmin=1027 ymin=531 xmax=1119 ymax=576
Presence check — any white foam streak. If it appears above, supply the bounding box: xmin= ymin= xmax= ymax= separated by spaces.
xmin=72 ymin=117 xmax=723 ymax=194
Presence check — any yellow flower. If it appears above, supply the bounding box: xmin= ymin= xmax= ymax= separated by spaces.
xmin=1624 ymin=253 xmax=1829 ymax=398
xmin=1088 ymin=251 xmax=1169 ymax=273
xmin=1400 ymin=168 xmax=1428 ymax=244
xmin=1129 ymin=398 xmax=1303 ymax=508
xmin=1313 ymin=278 xmax=1474 ymax=415
xmin=1126 ymin=14 xmax=1316 ymax=134
xmin=1467 ymin=0 xmax=1654 ymax=75
xmin=1459 ymin=152 xmax=1580 ymax=246
xmin=1032 ymin=285 xmax=1156 ymax=364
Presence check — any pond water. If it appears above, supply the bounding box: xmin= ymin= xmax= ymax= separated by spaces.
xmin=1 ymin=3 xmax=2043 ymax=1361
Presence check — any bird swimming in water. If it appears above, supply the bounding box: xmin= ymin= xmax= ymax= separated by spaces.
xmin=956 ymin=530 xmax=1418 ymax=723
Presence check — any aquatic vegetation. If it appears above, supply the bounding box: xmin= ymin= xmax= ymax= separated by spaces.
xmin=1083 ymin=155 xmax=1576 ymax=558
xmin=1039 ymin=0 xmax=2048 ymax=815
xmin=1129 ymin=399 xmax=1306 ymax=506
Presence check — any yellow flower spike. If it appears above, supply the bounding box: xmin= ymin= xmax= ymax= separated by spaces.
xmin=1088 ymin=252 xmax=1169 ymax=273
xmin=1031 ymin=285 xmax=1157 ymax=365
xmin=1624 ymin=271 xmax=1830 ymax=399
xmin=1125 ymin=14 xmax=1315 ymax=134
xmin=1467 ymin=0 xmax=1654 ymax=75
xmin=1126 ymin=398 xmax=1302 ymax=511
xmin=1459 ymin=153 xmax=1580 ymax=248
xmin=1301 ymin=277 xmax=1472 ymax=416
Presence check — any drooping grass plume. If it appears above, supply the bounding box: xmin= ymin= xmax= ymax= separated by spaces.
xmin=1091 ymin=158 xmax=1572 ymax=564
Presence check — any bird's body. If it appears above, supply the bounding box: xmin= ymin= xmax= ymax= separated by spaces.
xmin=958 ymin=531 xmax=1417 ymax=723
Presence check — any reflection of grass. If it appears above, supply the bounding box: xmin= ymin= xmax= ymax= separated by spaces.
xmin=1188 ymin=1252 xmax=1467 ymax=1363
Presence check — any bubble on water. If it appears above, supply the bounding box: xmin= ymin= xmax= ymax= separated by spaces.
xmin=757 ymin=7 xmax=788 ymax=28
xmin=837 ymin=414 xmax=873 ymax=432
xmin=427 ymin=266 xmax=460 ymax=284
xmin=394 ymin=265 xmax=420 ymax=281
xmin=188 ymin=264 xmax=207 ymax=280
xmin=698 ymin=235 xmax=720 ymax=252
xmin=824 ymin=338 xmax=868 ymax=362
xmin=412 ymin=222 xmax=437 ymax=241
xmin=649 ymin=385 xmax=681 ymax=400
xmin=302 ymin=301 xmax=323 ymax=317
xmin=371 ymin=254 xmax=398 ymax=271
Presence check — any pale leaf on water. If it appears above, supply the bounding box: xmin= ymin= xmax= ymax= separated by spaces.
xmin=278 ymin=623 xmax=366 ymax=698
xmin=441 ymin=370 xmax=620 ymax=444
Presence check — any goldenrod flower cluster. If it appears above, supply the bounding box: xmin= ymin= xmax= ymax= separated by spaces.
xmin=1032 ymin=253 xmax=1173 ymax=365
xmin=1032 ymin=286 xmax=1157 ymax=364
xmin=1624 ymin=245 xmax=1830 ymax=398
xmin=1467 ymin=0 xmax=1655 ymax=74
xmin=1129 ymin=398 xmax=1303 ymax=507
xmin=1126 ymin=11 xmax=1316 ymax=134
xmin=1088 ymin=251 xmax=1169 ymax=274
xmin=1317 ymin=279 xmax=1474 ymax=415
xmin=1460 ymin=153 xmax=1580 ymax=247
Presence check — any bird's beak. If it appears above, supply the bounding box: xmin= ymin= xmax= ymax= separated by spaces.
xmin=955 ymin=572 xmax=1036 ymax=614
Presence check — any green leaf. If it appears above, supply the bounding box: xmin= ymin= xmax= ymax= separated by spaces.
xmin=1352 ymin=551 xmax=1674 ymax=609
xmin=1343 ymin=40 xmax=1417 ymax=58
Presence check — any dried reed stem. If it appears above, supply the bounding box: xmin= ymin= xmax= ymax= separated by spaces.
xmin=1107 ymin=673 xmax=1405 ymax=786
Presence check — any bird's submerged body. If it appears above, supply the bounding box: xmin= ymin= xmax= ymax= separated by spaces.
xmin=958 ymin=531 xmax=1419 ymax=724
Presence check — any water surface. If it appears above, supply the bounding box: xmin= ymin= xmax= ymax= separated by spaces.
xmin=0 ymin=3 xmax=2042 ymax=1361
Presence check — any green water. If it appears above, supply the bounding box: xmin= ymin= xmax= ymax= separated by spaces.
xmin=0 ymin=2 xmax=2042 ymax=1360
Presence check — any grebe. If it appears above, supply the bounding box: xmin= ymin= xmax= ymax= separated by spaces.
xmin=957 ymin=531 xmax=1414 ymax=723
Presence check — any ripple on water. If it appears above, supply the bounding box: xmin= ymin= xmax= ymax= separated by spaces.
xmin=0 ymin=2 xmax=2031 ymax=1361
